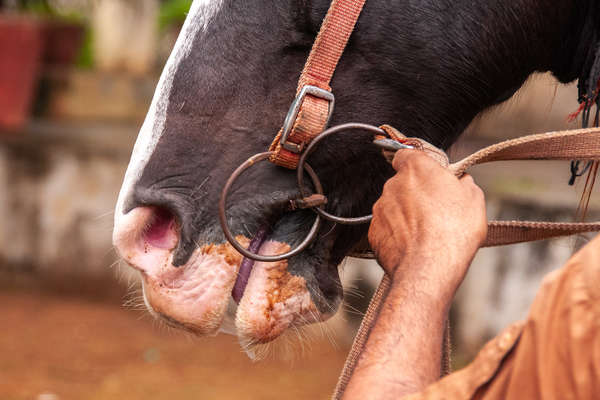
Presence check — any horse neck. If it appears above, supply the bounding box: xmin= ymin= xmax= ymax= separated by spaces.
xmin=465 ymin=0 xmax=600 ymax=91
xmin=352 ymin=0 xmax=600 ymax=148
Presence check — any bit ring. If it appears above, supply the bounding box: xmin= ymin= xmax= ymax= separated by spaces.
xmin=219 ymin=151 xmax=324 ymax=262
xmin=297 ymin=123 xmax=387 ymax=225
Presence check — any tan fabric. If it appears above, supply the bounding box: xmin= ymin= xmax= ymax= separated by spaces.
xmin=402 ymin=233 xmax=600 ymax=400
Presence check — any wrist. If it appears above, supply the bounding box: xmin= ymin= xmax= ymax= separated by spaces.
xmin=389 ymin=273 xmax=454 ymax=316
xmin=390 ymin=247 xmax=475 ymax=305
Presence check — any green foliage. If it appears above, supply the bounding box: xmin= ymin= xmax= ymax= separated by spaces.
xmin=76 ymin=26 xmax=94 ymax=69
xmin=159 ymin=0 xmax=192 ymax=31
xmin=15 ymin=0 xmax=84 ymax=21
xmin=16 ymin=0 xmax=54 ymax=15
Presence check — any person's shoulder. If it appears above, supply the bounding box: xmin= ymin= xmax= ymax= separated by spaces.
xmin=536 ymin=234 xmax=600 ymax=314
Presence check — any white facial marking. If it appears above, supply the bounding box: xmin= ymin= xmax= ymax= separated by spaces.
xmin=114 ymin=0 xmax=224 ymax=226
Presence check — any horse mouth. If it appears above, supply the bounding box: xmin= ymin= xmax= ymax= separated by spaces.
xmin=114 ymin=204 xmax=329 ymax=346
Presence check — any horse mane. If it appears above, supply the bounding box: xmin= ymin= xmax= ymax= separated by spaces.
xmin=574 ymin=25 xmax=600 ymax=221
xmin=549 ymin=1 xmax=600 ymax=221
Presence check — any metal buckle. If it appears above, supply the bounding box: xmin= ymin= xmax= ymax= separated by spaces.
xmin=280 ymin=85 xmax=335 ymax=153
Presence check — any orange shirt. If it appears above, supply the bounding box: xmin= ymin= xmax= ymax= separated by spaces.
xmin=404 ymin=234 xmax=600 ymax=400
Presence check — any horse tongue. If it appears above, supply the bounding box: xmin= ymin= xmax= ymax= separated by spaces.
xmin=231 ymin=227 xmax=269 ymax=304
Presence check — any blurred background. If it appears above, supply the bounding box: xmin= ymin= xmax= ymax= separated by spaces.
xmin=0 ymin=1 xmax=597 ymax=399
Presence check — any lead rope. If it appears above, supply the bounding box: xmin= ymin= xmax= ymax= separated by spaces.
xmin=333 ymin=125 xmax=600 ymax=399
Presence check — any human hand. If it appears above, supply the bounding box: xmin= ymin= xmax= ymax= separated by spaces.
xmin=368 ymin=150 xmax=487 ymax=297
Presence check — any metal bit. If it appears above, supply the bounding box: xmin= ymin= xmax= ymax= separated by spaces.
xmin=289 ymin=194 xmax=328 ymax=210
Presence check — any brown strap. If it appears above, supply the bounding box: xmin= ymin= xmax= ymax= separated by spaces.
xmin=484 ymin=220 xmax=600 ymax=246
xmin=269 ymin=0 xmax=366 ymax=169
xmin=452 ymin=126 xmax=600 ymax=244
xmin=333 ymin=125 xmax=600 ymax=400
xmin=381 ymin=124 xmax=600 ymax=245
xmin=449 ymin=126 xmax=600 ymax=176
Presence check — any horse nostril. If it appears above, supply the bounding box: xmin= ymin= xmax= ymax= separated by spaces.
xmin=113 ymin=205 xmax=182 ymax=273
xmin=142 ymin=206 xmax=179 ymax=250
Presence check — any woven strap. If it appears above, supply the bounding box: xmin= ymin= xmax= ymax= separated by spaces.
xmin=333 ymin=274 xmax=391 ymax=397
xmin=269 ymin=0 xmax=366 ymax=168
xmin=380 ymin=124 xmax=600 ymax=245
xmin=457 ymin=127 xmax=600 ymax=244
xmin=332 ymin=125 xmax=600 ymax=399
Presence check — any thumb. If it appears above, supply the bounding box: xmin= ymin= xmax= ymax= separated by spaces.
xmin=390 ymin=139 xmax=450 ymax=172
xmin=391 ymin=149 xmax=444 ymax=173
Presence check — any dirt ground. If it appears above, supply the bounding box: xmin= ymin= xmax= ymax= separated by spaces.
xmin=0 ymin=290 xmax=348 ymax=400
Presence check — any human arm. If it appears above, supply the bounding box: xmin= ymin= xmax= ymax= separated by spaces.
xmin=342 ymin=150 xmax=488 ymax=399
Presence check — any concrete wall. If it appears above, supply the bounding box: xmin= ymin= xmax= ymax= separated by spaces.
xmin=0 ymin=120 xmax=136 ymax=297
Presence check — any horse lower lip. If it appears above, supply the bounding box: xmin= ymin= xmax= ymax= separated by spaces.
xmin=231 ymin=226 xmax=270 ymax=304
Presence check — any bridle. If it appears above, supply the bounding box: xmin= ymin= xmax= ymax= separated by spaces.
xmin=219 ymin=0 xmax=377 ymax=262
xmin=218 ymin=0 xmax=600 ymax=262
xmin=216 ymin=1 xmax=600 ymax=398
xmin=218 ymin=122 xmax=393 ymax=262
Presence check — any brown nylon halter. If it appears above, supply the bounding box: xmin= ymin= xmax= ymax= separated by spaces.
xmin=268 ymin=0 xmax=367 ymax=168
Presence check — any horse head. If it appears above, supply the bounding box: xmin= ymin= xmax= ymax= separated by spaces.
xmin=113 ymin=0 xmax=600 ymax=348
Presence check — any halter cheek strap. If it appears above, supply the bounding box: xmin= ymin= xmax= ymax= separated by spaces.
xmin=268 ymin=0 xmax=367 ymax=168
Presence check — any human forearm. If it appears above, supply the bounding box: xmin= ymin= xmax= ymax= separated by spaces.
xmin=341 ymin=151 xmax=487 ymax=399
xmin=342 ymin=251 xmax=471 ymax=399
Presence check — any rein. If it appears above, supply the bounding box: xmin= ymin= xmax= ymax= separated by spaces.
xmin=216 ymin=0 xmax=600 ymax=398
